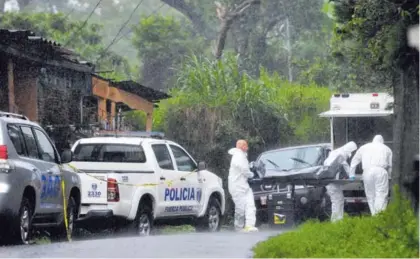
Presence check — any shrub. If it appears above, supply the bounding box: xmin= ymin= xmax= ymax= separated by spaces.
xmin=253 ymin=186 xmax=419 ymax=258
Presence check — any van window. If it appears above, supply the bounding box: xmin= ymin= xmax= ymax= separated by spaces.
xmin=333 ymin=116 xmax=393 ymax=148
xmin=20 ymin=126 xmax=40 ymax=159
xmin=7 ymin=125 xmax=25 ymax=156
xmin=151 ymin=144 xmax=174 ymax=170
xmin=169 ymin=145 xmax=197 ymax=172
xmin=73 ymin=144 xmax=146 ymax=163
xmin=33 ymin=129 xmax=57 ymax=163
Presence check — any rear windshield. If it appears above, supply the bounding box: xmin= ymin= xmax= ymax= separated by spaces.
xmin=73 ymin=143 xmax=146 ymax=163
xmin=333 ymin=116 xmax=393 ymax=148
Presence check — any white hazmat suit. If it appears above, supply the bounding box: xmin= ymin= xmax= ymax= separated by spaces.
xmin=228 ymin=148 xmax=257 ymax=231
xmin=324 ymin=141 xmax=358 ymax=222
xmin=350 ymin=135 xmax=392 ymax=215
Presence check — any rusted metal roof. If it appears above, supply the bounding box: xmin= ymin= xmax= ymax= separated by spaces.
xmin=111 ymin=80 xmax=171 ymax=103
xmin=0 ymin=29 xmax=94 ymax=72
xmin=92 ymin=74 xmax=171 ymax=103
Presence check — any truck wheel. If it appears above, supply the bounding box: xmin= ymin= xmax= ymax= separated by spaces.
xmin=51 ymin=196 xmax=76 ymax=241
xmin=195 ymin=197 xmax=222 ymax=232
xmin=133 ymin=202 xmax=153 ymax=236
xmin=11 ymin=197 xmax=33 ymax=245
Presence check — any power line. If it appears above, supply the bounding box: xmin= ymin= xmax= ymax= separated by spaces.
xmin=96 ymin=0 xmax=146 ymax=61
xmin=63 ymin=8 xmax=75 ymax=20
xmin=97 ymin=2 xmax=165 ymax=62
xmin=64 ymin=0 xmax=103 ymax=46
xmin=119 ymin=2 xmax=165 ymax=42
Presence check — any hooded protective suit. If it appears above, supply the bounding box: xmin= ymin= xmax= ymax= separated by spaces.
xmin=324 ymin=141 xmax=358 ymax=222
xmin=228 ymin=148 xmax=256 ymax=230
xmin=350 ymin=135 xmax=392 ymax=215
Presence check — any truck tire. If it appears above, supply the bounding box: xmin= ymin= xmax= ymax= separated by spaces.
xmin=132 ymin=202 xmax=153 ymax=236
xmin=195 ymin=196 xmax=222 ymax=232
xmin=11 ymin=197 xmax=33 ymax=245
xmin=50 ymin=196 xmax=77 ymax=241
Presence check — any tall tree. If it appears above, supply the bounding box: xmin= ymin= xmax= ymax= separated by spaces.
xmin=131 ymin=14 xmax=206 ymax=90
xmin=332 ymin=0 xmax=419 ymax=202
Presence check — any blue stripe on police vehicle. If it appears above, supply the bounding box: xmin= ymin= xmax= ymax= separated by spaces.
xmin=164 ymin=187 xmax=202 ymax=202
xmin=164 ymin=188 xmax=203 ymax=213
xmin=164 ymin=187 xmax=196 ymax=201
xmin=41 ymin=175 xmax=61 ymax=199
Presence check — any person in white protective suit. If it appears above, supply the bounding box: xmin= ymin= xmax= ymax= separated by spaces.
xmin=324 ymin=141 xmax=358 ymax=222
xmin=228 ymin=139 xmax=258 ymax=232
xmin=350 ymin=135 xmax=392 ymax=216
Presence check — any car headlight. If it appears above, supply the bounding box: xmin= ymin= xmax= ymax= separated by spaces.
xmin=300 ymin=196 xmax=308 ymax=205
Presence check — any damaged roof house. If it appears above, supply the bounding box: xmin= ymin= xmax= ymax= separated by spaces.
xmin=0 ymin=29 xmax=94 ymax=127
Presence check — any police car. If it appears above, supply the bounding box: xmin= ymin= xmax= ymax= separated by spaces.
xmin=68 ymin=131 xmax=225 ymax=235
xmin=0 ymin=111 xmax=81 ymax=245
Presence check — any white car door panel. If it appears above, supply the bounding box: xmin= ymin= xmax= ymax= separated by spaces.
xmin=151 ymin=143 xmax=185 ymax=217
xmin=168 ymin=144 xmax=201 ymax=216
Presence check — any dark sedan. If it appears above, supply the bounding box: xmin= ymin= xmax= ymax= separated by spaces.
xmin=248 ymin=143 xmax=332 ymax=226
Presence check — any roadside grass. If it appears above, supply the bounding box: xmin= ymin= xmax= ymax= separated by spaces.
xmin=33 ymin=236 xmax=51 ymax=245
xmin=253 ymin=186 xmax=419 ymax=258
xmin=159 ymin=225 xmax=195 ymax=234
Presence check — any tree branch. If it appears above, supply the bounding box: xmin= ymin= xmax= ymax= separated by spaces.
xmin=214 ymin=0 xmax=261 ymax=59
xmin=160 ymin=0 xmax=214 ymax=39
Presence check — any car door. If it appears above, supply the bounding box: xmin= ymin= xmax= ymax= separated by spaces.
xmin=150 ymin=143 xmax=185 ymax=217
xmin=6 ymin=124 xmax=46 ymax=211
xmin=168 ymin=144 xmax=201 ymax=216
xmin=31 ymin=127 xmax=63 ymax=214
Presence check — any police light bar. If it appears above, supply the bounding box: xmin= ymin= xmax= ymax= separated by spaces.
xmin=93 ymin=131 xmax=165 ymax=139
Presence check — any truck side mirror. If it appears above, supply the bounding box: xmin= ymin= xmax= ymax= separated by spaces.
xmin=198 ymin=161 xmax=207 ymax=171
xmin=61 ymin=149 xmax=73 ymax=164
xmin=325 ymin=148 xmax=331 ymax=158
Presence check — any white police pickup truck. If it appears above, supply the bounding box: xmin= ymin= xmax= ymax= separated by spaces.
xmin=69 ymin=132 xmax=225 ymax=235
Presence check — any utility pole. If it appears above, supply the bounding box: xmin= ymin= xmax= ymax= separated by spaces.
xmin=285 ymin=17 xmax=293 ymax=82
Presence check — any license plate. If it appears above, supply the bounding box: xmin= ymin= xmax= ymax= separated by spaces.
xmin=260 ymin=196 xmax=267 ymax=205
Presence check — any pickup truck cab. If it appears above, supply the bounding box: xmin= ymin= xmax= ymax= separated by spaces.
xmin=69 ymin=132 xmax=225 ymax=235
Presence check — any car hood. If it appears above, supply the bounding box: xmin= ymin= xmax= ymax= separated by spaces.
xmin=263 ymin=165 xmax=324 ymax=178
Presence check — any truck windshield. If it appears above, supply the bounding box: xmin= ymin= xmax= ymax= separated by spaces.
xmin=333 ymin=116 xmax=393 ymax=148
xmin=257 ymin=146 xmax=325 ymax=171
xmin=73 ymin=143 xmax=146 ymax=163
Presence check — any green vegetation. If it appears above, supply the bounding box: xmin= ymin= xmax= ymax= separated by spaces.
xmin=159 ymin=225 xmax=195 ymax=234
xmin=153 ymin=54 xmax=331 ymax=220
xmin=33 ymin=236 xmax=51 ymax=245
xmin=253 ymin=186 xmax=419 ymax=258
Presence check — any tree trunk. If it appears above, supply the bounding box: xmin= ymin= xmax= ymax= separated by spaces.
xmin=16 ymin=0 xmax=31 ymax=10
xmin=392 ymin=65 xmax=419 ymax=206
xmin=215 ymin=19 xmax=234 ymax=59
xmin=160 ymin=0 xmax=214 ymax=40
xmin=0 ymin=0 xmax=5 ymax=13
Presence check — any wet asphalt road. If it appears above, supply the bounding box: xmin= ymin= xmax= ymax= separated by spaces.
xmin=0 ymin=230 xmax=283 ymax=258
